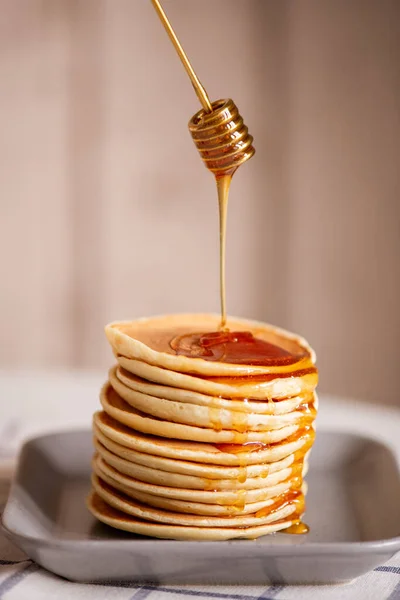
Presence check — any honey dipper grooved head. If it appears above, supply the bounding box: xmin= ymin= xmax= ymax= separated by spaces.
xmin=188 ymin=98 xmax=255 ymax=175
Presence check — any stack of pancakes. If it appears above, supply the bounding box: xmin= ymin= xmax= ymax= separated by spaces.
xmin=88 ymin=314 xmax=318 ymax=540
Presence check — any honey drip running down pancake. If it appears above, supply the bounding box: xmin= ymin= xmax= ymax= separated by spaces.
xmin=88 ymin=314 xmax=318 ymax=540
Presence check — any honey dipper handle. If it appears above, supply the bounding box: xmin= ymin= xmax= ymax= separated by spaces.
xmin=150 ymin=0 xmax=213 ymax=113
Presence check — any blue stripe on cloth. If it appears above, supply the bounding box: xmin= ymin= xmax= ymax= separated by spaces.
xmin=129 ymin=587 xmax=157 ymax=599
xmin=97 ymin=581 xmax=145 ymax=588
xmin=0 ymin=562 xmax=40 ymax=599
xmin=375 ymin=566 xmax=400 ymax=575
xmin=0 ymin=560 xmax=32 ymax=566
xmin=129 ymin=586 xmax=274 ymax=600
xmin=257 ymin=585 xmax=284 ymax=599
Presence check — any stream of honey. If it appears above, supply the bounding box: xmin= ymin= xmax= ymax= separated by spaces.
xmin=216 ymin=172 xmax=232 ymax=330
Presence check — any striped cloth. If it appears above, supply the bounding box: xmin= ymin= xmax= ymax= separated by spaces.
xmin=1 ymin=374 xmax=400 ymax=599
xmin=1 ymin=519 xmax=400 ymax=600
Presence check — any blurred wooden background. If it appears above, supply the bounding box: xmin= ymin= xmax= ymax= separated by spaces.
xmin=0 ymin=0 xmax=399 ymax=405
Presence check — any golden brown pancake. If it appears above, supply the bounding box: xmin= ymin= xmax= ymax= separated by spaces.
xmin=93 ymin=423 xmax=297 ymax=478
xmin=106 ymin=313 xmax=315 ymax=376
xmin=93 ymin=411 xmax=315 ymax=466
xmin=92 ymin=474 xmax=300 ymax=527
xmin=109 ymin=366 xmax=315 ymax=431
xmin=93 ymin=437 xmax=299 ymax=491
xmin=88 ymin=313 xmax=318 ymax=539
xmin=117 ymin=356 xmax=317 ymax=401
xmin=92 ymin=454 xmax=295 ymax=505
xmin=100 ymin=384 xmax=302 ymax=444
xmin=116 ymin=365 xmax=311 ymax=415
xmin=88 ymin=492 xmax=299 ymax=540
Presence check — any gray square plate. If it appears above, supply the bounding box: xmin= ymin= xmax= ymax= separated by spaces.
xmin=2 ymin=429 xmax=400 ymax=585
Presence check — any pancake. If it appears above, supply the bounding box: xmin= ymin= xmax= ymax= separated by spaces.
xmin=88 ymin=313 xmax=318 ymax=539
xmin=94 ymin=453 xmax=308 ymax=517
xmin=109 ymin=366 xmax=315 ymax=432
xmin=117 ymin=356 xmax=317 ymax=401
xmin=88 ymin=492 xmax=298 ymax=540
xmin=92 ymin=474 xmax=302 ymax=527
xmin=93 ymin=423 xmax=297 ymax=479
xmin=93 ymin=438 xmax=300 ymax=491
xmin=106 ymin=313 xmax=315 ymax=376
xmin=100 ymin=384 xmax=301 ymax=444
xmin=116 ymin=365 xmax=310 ymax=415
xmin=93 ymin=455 xmax=295 ymax=505
xmin=93 ymin=411 xmax=316 ymax=466
xmin=92 ymin=467 xmax=291 ymax=516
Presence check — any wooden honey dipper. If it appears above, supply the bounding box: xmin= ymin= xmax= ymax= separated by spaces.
xmin=151 ymin=0 xmax=255 ymax=328
xmin=150 ymin=0 xmax=255 ymax=175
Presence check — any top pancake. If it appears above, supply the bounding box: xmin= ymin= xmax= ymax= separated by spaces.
xmin=106 ymin=313 xmax=315 ymax=376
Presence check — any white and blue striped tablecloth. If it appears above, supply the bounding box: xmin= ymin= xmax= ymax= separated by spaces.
xmin=0 ymin=372 xmax=400 ymax=599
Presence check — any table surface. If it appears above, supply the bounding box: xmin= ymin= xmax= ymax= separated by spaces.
xmin=1 ymin=370 xmax=400 ymax=600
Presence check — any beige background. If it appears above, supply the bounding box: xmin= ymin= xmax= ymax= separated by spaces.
xmin=0 ymin=0 xmax=399 ymax=405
